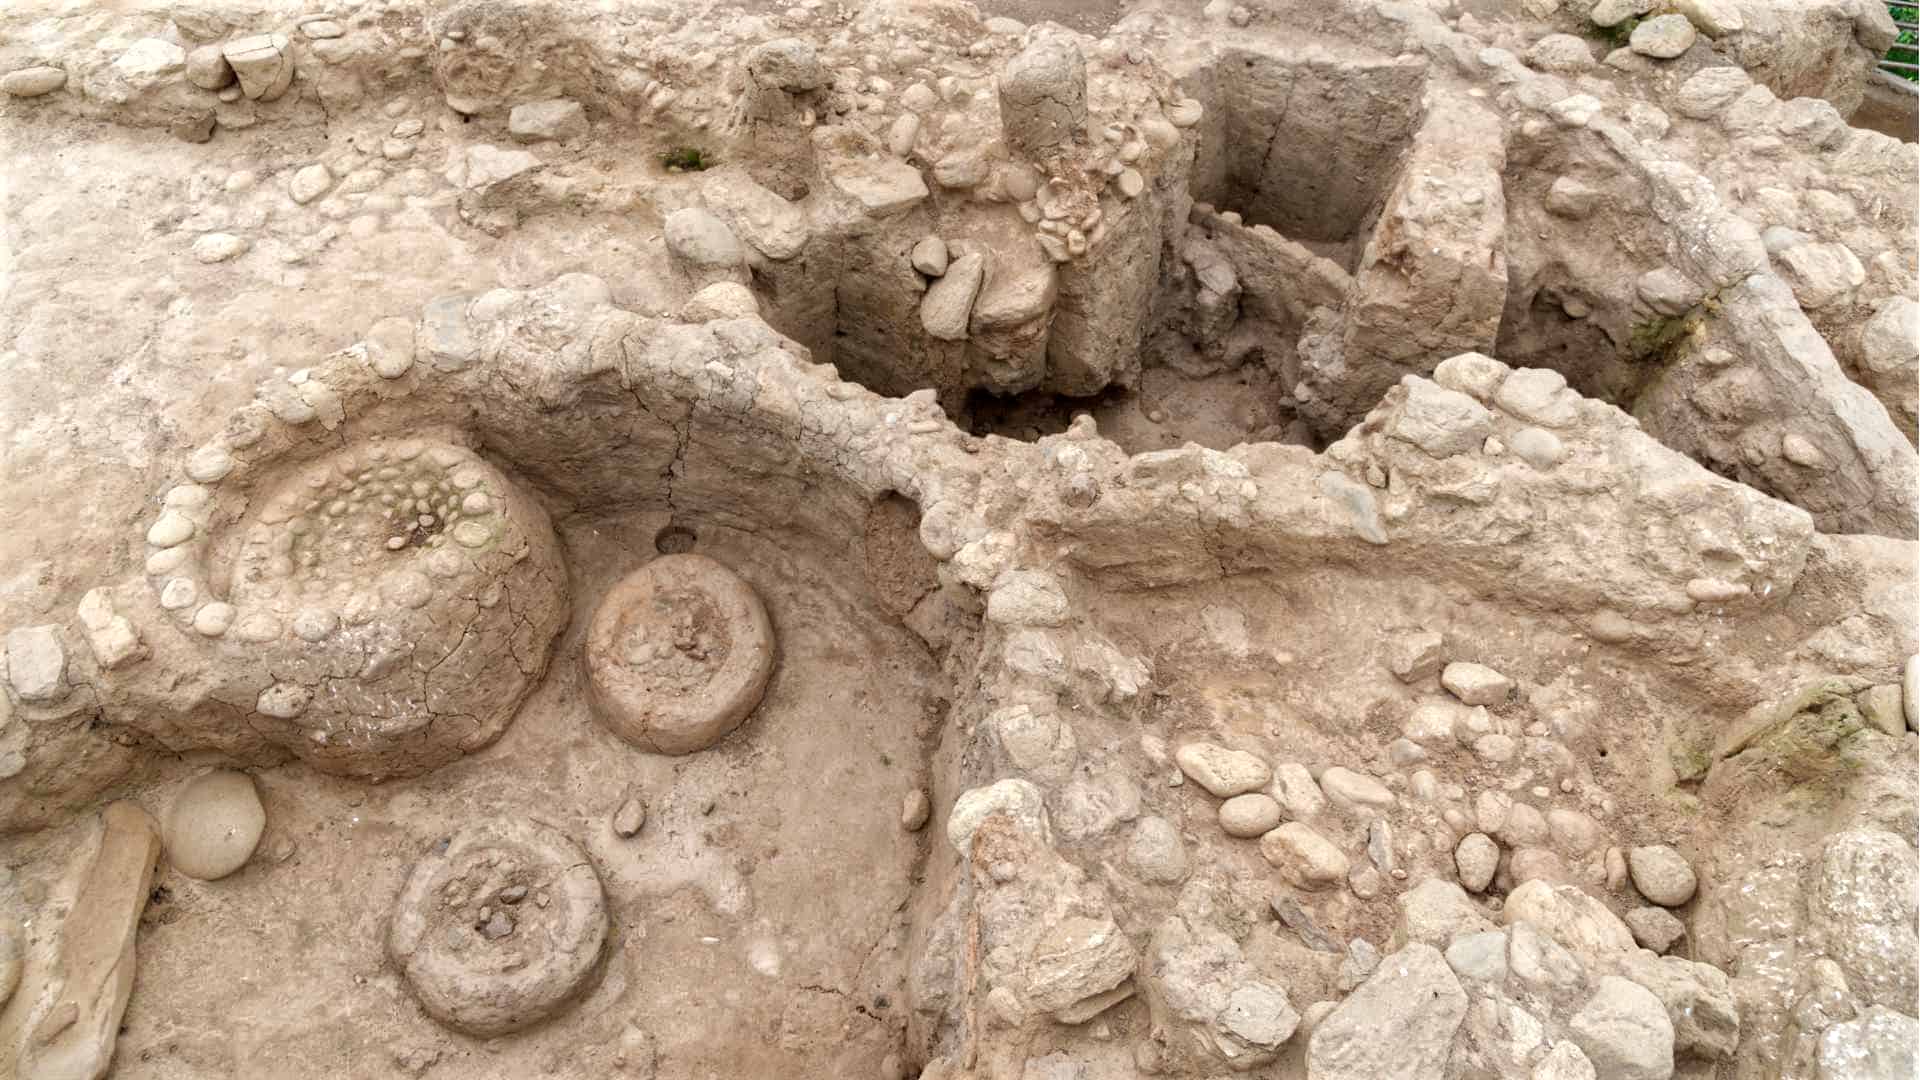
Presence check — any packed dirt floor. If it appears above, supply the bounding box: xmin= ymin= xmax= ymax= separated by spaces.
xmin=0 ymin=0 xmax=1915 ymax=1078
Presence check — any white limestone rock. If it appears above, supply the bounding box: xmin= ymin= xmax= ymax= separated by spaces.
xmin=1442 ymin=662 xmax=1514 ymax=706
xmin=509 ymin=99 xmax=588 ymax=142
xmin=921 ymin=252 xmax=985 ymax=341
xmin=947 ymin=778 xmax=1051 ymax=854
xmin=1174 ymin=743 xmax=1271 ymax=797
xmin=1456 ymin=833 xmax=1500 ymax=892
xmin=1817 ymin=1006 xmax=1918 ymax=1080
xmin=1567 ymin=976 xmax=1675 ymax=1080
xmin=5 ymin=625 xmax=68 ymax=703
xmin=223 ymin=34 xmax=294 ymax=102
xmin=1309 ymin=943 xmax=1468 ymax=1080
xmin=1393 ymin=379 xmax=1494 ymax=459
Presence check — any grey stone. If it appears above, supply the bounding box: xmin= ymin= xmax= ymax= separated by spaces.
xmin=1857 ymin=684 xmax=1904 ymax=737
xmin=612 ymin=794 xmax=646 ymax=837
xmin=15 ymin=803 xmax=161 ymax=1080
xmin=1386 ymin=629 xmax=1445 ymax=682
xmin=1445 ymin=929 xmax=1510 ymax=983
xmin=223 ymin=33 xmax=294 ymax=102
xmin=112 ymin=38 xmax=185 ymax=89
xmin=1023 ymin=914 xmax=1135 ymax=1015
xmin=451 ymin=144 xmax=542 ymax=190
xmin=1545 ymin=177 xmax=1601 ymax=218
xmin=3 ymin=66 xmax=67 ymax=98
xmin=1494 ymin=368 xmax=1580 ymax=427
xmin=290 ymin=164 xmax=333 ymax=205
xmin=946 ymin=778 xmax=1050 ymax=854
xmin=1589 ymin=0 xmax=1654 ymax=27
xmin=1568 ymin=976 xmax=1675 ymax=1080
xmin=1442 ymin=662 xmax=1514 ymax=706
xmin=1624 ymin=906 xmax=1685 ymax=953
xmin=1271 ymin=893 xmax=1342 ymax=953
xmin=1810 ymin=829 xmax=1917 ymax=1010
xmin=1503 ymin=880 xmax=1637 ymax=964
xmin=1309 ymin=944 xmax=1468 ymax=1080
xmin=1510 ymin=427 xmax=1566 ymax=470
xmin=1776 ymin=242 xmax=1865 ymax=309
xmin=1532 ymin=1042 xmax=1597 ymax=1080
xmin=1219 ymin=793 xmax=1282 ymax=838
xmin=162 ymin=770 xmax=265 ymax=880
xmin=1636 ymin=267 xmax=1706 ymax=317
xmin=1393 ymin=379 xmax=1494 ymax=459
xmin=827 ymin=159 xmax=928 ymax=217
xmin=921 ymin=252 xmax=985 ymax=342
xmin=1338 ymin=938 xmax=1380 ymax=990
xmin=1860 ymin=298 xmax=1918 ymax=376
xmin=1628 ymin=845 xmax=1697 ymax=906
xmin=1629 ymin=15 xmax=1697 ymax=59
xmin=699 ymin=170 xmax=809 ymax=261
xmin=1528 ymin=34 xmax=1595 ymax=73
xmin=185 ymin=45 xmax=234 ymax=90
xmin=1614 ymin=951 xmax=1739 ymax=1061
xmin=1270 ymin=762 xmax=1326 ymax=819
xmin=1817 ymin=1006 xmax=1917 ymax=1080
xmin=910 ymin=236 xmax=949 ymax=277
xmin=509 ymin=99 xmax=587 ymax=142
xmin=76 ymin=590 xmax=142 ymax=671
xmin=1319 ymin=766 xmax=1395 ymax=811
xmin=1673 ymin=67 xmax=1751 ymax=118
xmin=420 ymin=295 xmax=478 ymax=371
xmin=1261 ymin=822 xmax=1349 ymax=889
xmin=745 ymin=38 xmax=826 ymax=92
xmin=1397 ymin=878 xmax=1496 ymax=947
xmin=6 ymin=625 xmax=68 ymax=703
xmin=1508 ymin=921 xmax=1587 ymax=994
xmin=664 ymin=208 xmax=745 ymax=270
xmin=1456 ymin=833 xmax=1500 ymax=892
xmin=1126 ymin=816 xmax=1188 ymax=884
xmin=998 ymin=37 xmax=1086 ymax=155
xmin=1174 ymin=743 xmax=1270 ymax=797
xmin=1219 ymin=981 xmax=1300 ymax=1049
xmin=1050 ymin=772 xmax=1140 ymax=841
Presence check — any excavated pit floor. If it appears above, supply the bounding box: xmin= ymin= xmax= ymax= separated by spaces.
xmin=2 ymin=511 xmax=941 ymax=1079
xmin=964 ymin=364 xmax=1308 ymax=451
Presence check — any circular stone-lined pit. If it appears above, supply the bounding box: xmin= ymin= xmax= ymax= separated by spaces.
xmin=388 ymin=819 xmax=609 ymax=1037
xmin=584 ymin=553 xmax=775 ymax=755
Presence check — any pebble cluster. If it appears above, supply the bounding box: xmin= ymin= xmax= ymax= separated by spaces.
xmin=228 ymin=439 xmax=509 ymax=636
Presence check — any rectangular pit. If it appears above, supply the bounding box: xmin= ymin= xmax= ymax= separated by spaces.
xmin=1193 ymin=42 xmax=1428 ymax=272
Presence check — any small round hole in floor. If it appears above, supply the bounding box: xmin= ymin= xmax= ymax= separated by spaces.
xmin=655 ymin=525 xmax=697 ymax=554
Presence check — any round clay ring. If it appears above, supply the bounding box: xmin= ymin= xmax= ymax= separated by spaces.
xmin=387 ymin=819 xmax=608 ymax=1037
xmin=584 ymin=553 xmax=775 ymax=754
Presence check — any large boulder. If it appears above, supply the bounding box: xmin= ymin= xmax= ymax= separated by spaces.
xmin=1309 ymin=943 xmax=1467 ymax=1079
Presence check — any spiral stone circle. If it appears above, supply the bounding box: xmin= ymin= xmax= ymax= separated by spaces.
xmin=387 ymin=818 xmax=608 ymax=1037
xmin=584 ymin=553 xmax=776 ymax=755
